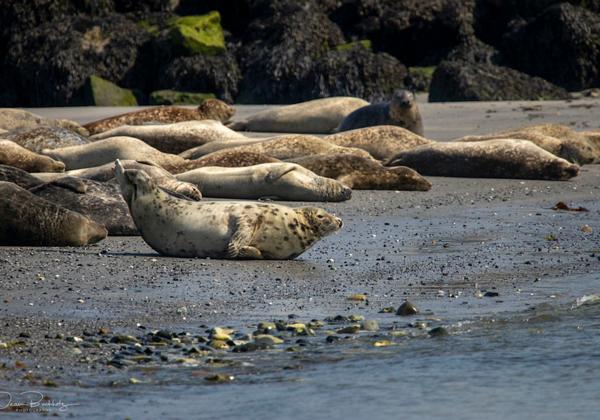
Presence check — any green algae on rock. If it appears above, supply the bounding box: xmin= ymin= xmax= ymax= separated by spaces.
xmin=84 ymin=75 xmax=137 ymax=106
xmin=168 ymin=12 xmax=225 ymax=55
xmin=335 ymin=39 xmax=372 ymax=52
xmin=149 ymin=90 xmax=215 ymax=105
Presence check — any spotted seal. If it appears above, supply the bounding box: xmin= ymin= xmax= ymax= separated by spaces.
xmin=325 ymin=125 xmax=433 ymax=160
xmin=84 ymin=99 xmax=235 ymax=135
xmin=4 ymin=126 xmax=90 ymax=153
xmin=176 ymin=163 xmax=352 ymax=201
xmin=288 ymin=154 xmax=432 ymax=191
xmin=1 ymin=140 xmax=65 ymax=172
xmin=0 ymin=181 xmax=107 ymax=246
xmin=0 ymin=108 xmax=88 ymax=135
xmin=228 ymin=97 xmax=369 ymax=134
xmin=185 ymin=150 xmax=280 ymax=169
xmin=385 ymin=139 xmax=579 ymax=180
xmin=90 ymin=120 xmax=245 ymax=154
xmin=115 ymin=160 xmax=343 ymax=259
xmin=335 ymin=90 xmax=424 ymax=135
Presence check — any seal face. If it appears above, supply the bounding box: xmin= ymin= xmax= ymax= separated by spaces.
xmin=176 ymin=162 xmax=352 ymax=201
xmin=0 ymin=181 xmax=107 ymax=246
xmin=0 ymin=140 xmax=65 ymax=172
xmin=385 ymin=139 xmax=580 ymax=181
xmin=115 ymin=160 xmax=343 ymax=259
xmin=227 ymin=97 xmax=369 ymax=134
xmin=288 ymin=154 xmax=431 ymax=191
xmin=84 ymin=99 xmax=235 ymax=135
xmin=336 ymin=90 xmax=424 ymax=136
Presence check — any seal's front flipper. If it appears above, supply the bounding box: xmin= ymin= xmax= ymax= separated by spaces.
xmin=29 ymin=176 xmax=87 ymax=194
xmin=227 ymin=215 xmax=260 ymax=259
xmin=237 ymin=246 xmax=263 ymax=259
xmin=265 ymin=164 xmax=297 ymax=183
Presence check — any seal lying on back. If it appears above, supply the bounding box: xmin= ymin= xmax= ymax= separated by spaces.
xmin=181 ymin=135 xmax=375 ymax=161
xmin=43 ymin=137 xmax=187 ymax=172
xmin=32 ymin=160 xmax=202 ymax=201
xmin=385 ymin=139 xmax=580 ymax=180
xmin=1 ymin=140 xmax=65 ymax=172
xmin=0 ymin=108 xmax=88 ymax=135
xmin=29 ymin=177 xmax=137 ymax=236
xmin=455 ymin=124 xmax=599 ymax=165
xmin=336 ymin=90 xmax=424 ymax=136
xmin=287 ymin=154 xmax=431 ymax=191
xmin=90 ymin=120 xmax=245 ymax=154
xmin=228 ymin=97 xmax=369 ymax=134
xmin=0 ymin=181 xmax=107 ymax=246
xmin=84 ymin=99 xmax=235 ymax=135
xmin=0 ymin=164 xmax=44 ymax=188
xmin=176 ymin=163 xmax=352 ymax=201
xmin=4 ymin=126 xmax=89 ymax=153
xmin=115 ymin=160 xmax=343 ymax=259
xmin=325 ymin=125 xmax=433 ymax=160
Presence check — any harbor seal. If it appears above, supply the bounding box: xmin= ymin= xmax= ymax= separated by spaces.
xmin=185 ymin=150 xmax=280 ymax=169
xmin=228 ymin=97 xmax=369 ymax=134
xmin=288 ymin=154 xmax=431 ymax=191
xmin=90 ymin=120 xmax=245 ymax=154
xmin=42 ymin=137 xmax=187 ymax=172
xmin=0 ymin=108 xmax=88 ymax=135
xmin=335 ymin=90 xmax=424 ymax=136
xmin=4 ymin=126 xmax=90 ymax=153
xmin=179 ymin=137 xmax=266 ymax=159
xmin=0 ymin=181 xmax=107 ymax=246
xmin=1 ymin=140 xmax=65 ymax=172
xmin=84 ymin=99 xmax=235 ymax=135
xmin=0 ymin=164 xmax=44 ymax=188
xmin=456 ymin=124 xmax=598 ymax=165
xmin=385 ymin=139 xmax=580 ymax=181
xmin=115 ymin=160 xmax=343 ymax=259
xmin=324 ymin=126 xmax=433 ymax=160
xmin=181 ymin=135 xmax=375 ymax=161
xmin=32 ymin=160 xmax=202 ymax=201
xmin=29 ymin=177 xmax=137 ymax=236
xmin=176 ymin=163 xmax=352 ymax=201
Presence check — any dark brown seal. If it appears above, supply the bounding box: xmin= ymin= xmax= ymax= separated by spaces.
xmin=336 ymin=90 xmax=424 ymax=136
xmin=0 ymin=181 xmax=107 ymax=246
xmin=0 ymin=164 xmax=44 ymax=189
xmin=83 ymin=98 xmax=235 ymax=135
xmin=288 ymin=154 xmax=431 ymax=191
xmin=385 ymin=139 xmax=580 ymax=180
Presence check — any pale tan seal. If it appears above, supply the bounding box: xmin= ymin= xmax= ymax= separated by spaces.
xmin=4 ymin=126 xmax=90 ymax=153
xmin=288 ymin=154 xmax=432 ymax=191
xmin=90 ymin=120 xmax=245 ymax=154
xmin=0 ymin=108 xmax=88 ymax=135
xmin=176 ymin=163 xmax=352 ymax=201
xmin=32 ymin=160 xmax=202 ymax=201
xmin=385 ymin=139 xmax=580 ymax=180
xmin=455 ymin=124 xmax=598 ymax=165
xmin=1 ymin=140 xmax=65 ymax=172
xmin=84 ymin=99 xmax=235 ymax=135
xmin=185 ymin=150 xmax=280 ymax=169
xmin=228 ymin=97 xmax=369 ymax=134
xmin=42 ymin=137 xmax=187 ymax=172
xmin=324 ymin=125 xmax=433 ymax=160
xmin=0 ymin=181 xmax=107 ymax=246
xmin=335 ymin=90 xmax=424 ymax=135
xmin=115 ymin=160 xmax=343 ymax=259
xmin=181 ymin=135 xmax=375 ymax=161
xmin=29 ymin=177 xmax=137 ymax=236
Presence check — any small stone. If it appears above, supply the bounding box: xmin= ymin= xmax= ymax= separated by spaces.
xmin=175 ymin=358 xmax=199 ymax=365
xmin=396 ymin=301 xmax=419 ymax=316
xmin=254 ymin=334 xmax=284 ymax=346
xmin=411 ymin=321 xmax=428 ymax=329
xmin=336 ymin=325 xmax=361 ymax=334
xmin=0 ymin=342 xmax=8 ymax=349
xmin=155 ymin=330 xmax=173 ymax=340
xmin=361 ymin=320 xmax=379 ymax=332
xmin=483 ymin=291 xmax=499 ymax=298
xmin=110 ymin=335 xmax=139 ymax=344
xmin=257 ymin=322 xmax=277 ymax=333
xmin=428 ymin=327 xmax=449 ymax=337
xmin=207 ymin=339 xmax=229 ymax=350
xmin=373 ymin=340 xmax=393 ymax=347
xmin=18 ymin=332 xmax=30 ymax=338
xmin=581 ymin=225 xmax=593 ymax=233
xmin=232 ymin=342 xmax=259 ymax=353
xmin=66 ymin=336 xmax=83 ymax=343
xmin=129 ymin=377 xmax=142 ymax=384
xmin=210 ymin=327 xmax=233 ymax=341
xmin=348 ymin=315 xmax=365 ymax=322
xmin=348 ymin=294 xmax=367 ymax=302
xmin=287 ymin=323 xmax=315 ymax=336
xmin=205 ymin=374 xmax=234 ymax=383
xmin=98 ymin=327 xmax=111 ymax=336
xmin=379 ymin=307 xmax=396 ymax=313
xmin=390 ymin=330 xmax=408 ymax=337
xmin=326 ymin=335 xmax=341 ymax=343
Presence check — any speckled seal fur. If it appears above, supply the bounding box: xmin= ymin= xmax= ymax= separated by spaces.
xmin=181 ymin=135 xmax=375 ymax=161
xmin=336 ymin=90 xmax=424 ymax=136
xmin=325 ymin=125 xmax=433 ymax=160
xmin=288 ymin=154 xmax=431 ymax=191
xmin=385 ymin=139 xmax=580 ymax=180
xmin=0 ymin=108 xmax=88 ymax=135
xmin=176 ymin=163 xmax=352 ymax=201
xmin=185 ymin=150 xmax=280 ymax=169
xmin=1 ymin=140 xmax=65 ymax=172
xmin=5 ymin=126 xmax=90 ymax=153
xmin=115 ymin=160 xmax=343 ymax=259
xmin=84 ymin=99 xmax=235 ymax=135
xmin=0 ymin=164 xmax=44 ymax=188
xmin=0 ymin=181 xmax=107 ymax=246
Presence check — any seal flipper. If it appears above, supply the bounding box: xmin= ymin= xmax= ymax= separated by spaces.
xmin=227 ymin=215 xmax=261 ymax=259
xmin=264 ymin=164 xmax=297 ymax=183
xmin=29 ymin=176 xmax=87 ymax=194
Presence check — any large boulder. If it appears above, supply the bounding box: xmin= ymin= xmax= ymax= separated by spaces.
xmin=3 ymin=14 xmax=149 ymax=106
xmin=429 ymin=61 xmax=570 ymax=102
xmin=83 ymin=75 xmax=138 ymax=106
xmin=501 ymin=3 xmax=600 ymax=91
xmin=167 ymin=12 xmax=226 ymax=55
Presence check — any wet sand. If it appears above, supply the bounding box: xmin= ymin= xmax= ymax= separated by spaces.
xmin=1 ymin=100 xmax=600 ymax=418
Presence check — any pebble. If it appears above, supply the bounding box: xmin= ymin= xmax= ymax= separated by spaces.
xmin=348 ymin=294 xmax=367 ymax=301
xmin=349 ymin=315 xmax=365 ymax=322
xmin=379 ymin=307 xmax=396 ymax=313
xmin=337 ymin=325 xmax=361 ymax=334
xmin=205 ymin=374 xmax=234 ymax=383
xmin=208 ymin=339 xmax=229 ymax=350
xmin=210 ymin=327 xmax=233 ymax=341
xmin=254 ymin=334 xmax=284 ymax=346
xmin=257 ymin=322 xmax=277 ymax=333
xmin=396 ymin=301 xmax=419 ymax=316
xmin=483 ymin=291 xmax=499 ymax=298
xmin=373 ymin=340 xmax=393 ymax=347
xmin=428 ymin=327 xmax=449 ymax=337
xmin=110 ymin=335 xmax=140 ymax=344
xmin=361 ymin=320 xmax=379 ymax=332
